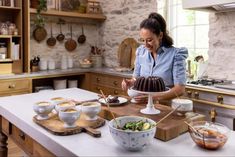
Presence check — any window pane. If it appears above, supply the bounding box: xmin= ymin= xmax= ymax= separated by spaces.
xmin=169 ymin=4 xmax=177 ymax=29
xmin=178 ymin=5 xmax=195 ymax=26
xmin=195 ymin=25 xmax=209 ymax=48
xmin=195 ymin=11 xmax=209 ymax=24
xmin=176 ymin=26 xmax=194 ymax=48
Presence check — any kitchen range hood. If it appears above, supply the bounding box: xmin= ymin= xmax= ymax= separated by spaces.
xmin=182 ymin=0 xmax=235 ymax=12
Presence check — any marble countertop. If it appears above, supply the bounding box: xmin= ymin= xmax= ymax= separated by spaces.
xmin=0 ymin=67 xmax=133 ymax=80
xmin=0 ymin=88 xmax=234 ymax=156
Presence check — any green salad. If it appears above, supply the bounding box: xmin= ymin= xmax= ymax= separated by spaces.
xmin=121 ymin=120 xmax=154 ymax=131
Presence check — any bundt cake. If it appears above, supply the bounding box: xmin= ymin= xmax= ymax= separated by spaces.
xmin=133 ymin=76 xmax=166 ymax=92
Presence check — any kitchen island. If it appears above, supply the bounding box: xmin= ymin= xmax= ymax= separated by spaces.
xmin=0 ymin=88 xmax=234 ymax=156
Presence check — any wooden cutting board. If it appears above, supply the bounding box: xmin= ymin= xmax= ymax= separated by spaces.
xmin=117 ymin=38 xmax=139 ymax=69
xmin=33 ymin=113 xmax=105 ymax=137
xmin=99 ymin=102 xmax=205 ymax=141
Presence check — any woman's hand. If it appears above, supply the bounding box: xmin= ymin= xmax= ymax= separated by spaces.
xmin=133 ymin=94 xmax=148 ymax=103
xmin=121 ymin=78 xmax=135 ymax=91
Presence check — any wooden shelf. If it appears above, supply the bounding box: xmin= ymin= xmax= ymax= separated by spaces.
xmin=30 ymin=8 xmax=106 ymax=21
xmin=0 ymin=35 xmax=21 ymax=38
xmin=0 ymin=6 xmax=21 ymax=11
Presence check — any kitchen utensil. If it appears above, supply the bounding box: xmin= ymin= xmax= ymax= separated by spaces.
xmin=47 ymin=23 xmax=56 ymax=46
xmin=77 ymin=25 xmax=86 ymax=44
xmin=56 ymin=23 xmax=65 ymax=42
xmin=155 ymin=105 xmax=181 ymax=126
xmin=109 ymin=116 xmax=156 ymax=151
xmin=65 ymin=24 xmax=77 ymax=52
xmin=187 ymin=121 xmax=230 ymax=150
xmin=33 ymin=26 xmax=47 ymax=42
xmin=100 ymin=90 xmax=120 ymax=128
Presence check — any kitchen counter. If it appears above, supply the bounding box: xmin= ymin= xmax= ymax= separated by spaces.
xmin=0 ymin=88 xmax=235 ymax=156
xmin=0 ymin=67 xmax=133 ymax=80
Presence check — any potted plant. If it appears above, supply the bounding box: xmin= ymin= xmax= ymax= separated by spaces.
xmin=33 ymin=0 xmax=47 ymax=42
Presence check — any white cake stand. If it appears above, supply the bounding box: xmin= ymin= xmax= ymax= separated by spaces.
xmin=131 ymin=88 xmax=169 ymax=115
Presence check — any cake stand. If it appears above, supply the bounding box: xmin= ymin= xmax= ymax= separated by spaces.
xmin=131 ymin=88 xmax=169 ymax=115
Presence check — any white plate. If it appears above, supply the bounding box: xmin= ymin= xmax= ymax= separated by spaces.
xmin=99 ymin=97 xmax=128 ymax=106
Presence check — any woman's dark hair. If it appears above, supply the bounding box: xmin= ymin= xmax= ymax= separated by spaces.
xmin=140 ymin=12 xmax=173 ymax=47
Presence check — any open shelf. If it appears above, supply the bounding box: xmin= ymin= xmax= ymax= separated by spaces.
xmin=0 ymin=6 xmax=21 ymax=11
xmin=30 ymin=8 xmax=106 ymax=21
xmin=0 ymin=35 xmax=21 ymax=38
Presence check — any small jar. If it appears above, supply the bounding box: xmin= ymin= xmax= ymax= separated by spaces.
xmin=0 ymin=43 xmax=7 ymax=59
xmin=0 ymin=23 xmax=8 ymax=35
xmin=13 ymin=28 xmax=18 ymax=35
xmin=8 ymin=23 xmax=16 ymax=35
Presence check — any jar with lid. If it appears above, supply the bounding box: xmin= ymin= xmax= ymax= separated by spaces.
xmin=8 ymin=23 xmax=16 ymax=35
xmin=0 ymin=43 xmax=7 ymax=59
xmin=0 ymin=23 xmax=8 ymax=35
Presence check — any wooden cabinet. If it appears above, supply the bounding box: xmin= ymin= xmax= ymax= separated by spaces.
xmin=1 ymin=116 xmax=56 ymax=157
xmin=0 ymin=78 xmax=32 ymax=96
xmin=0 ymin=1 xmax=23 ymax=74
xmin=12 ymin=125 xmax=33 ymax=155
xmin=184 ymin=85 xmax=235 ymax=130
xmin=89 ymin=73 xmax=127 ymax=96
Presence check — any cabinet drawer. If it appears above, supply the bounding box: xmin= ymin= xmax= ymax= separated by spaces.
xmin=91 ymin=85 xmax=126 ymax=96
xmin=12 ymin=125 xmax=33 ymax=155
xmin=90 ymin=74 xmax=106 ymax=85
xmin=90 ymin=73 xmax=123 ymax=88
xmin=0 ymin=79 xmax=30 ymax=93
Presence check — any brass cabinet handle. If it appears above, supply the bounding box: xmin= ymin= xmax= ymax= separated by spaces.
xmin=114 ymin=90 xmax=118 ymax=95
xmin=194 ymin=91 xmax=199 ymax=99
xmin=113 ymin=81 xmax=118 ymax=86
xmin=96 ymin=78 xmax=100 ymax=82
xmin=187 ymin=90 xmax=192 ymax=97
xmin=209 ymin=108 xmax=217 ymax=122
xmin=217 ymin=95 xmax=223 ymax=104
xmin=19 ymin=131 xmax=25 ymax=141
xmin=8 ymin=84 xmax=16 ymax=89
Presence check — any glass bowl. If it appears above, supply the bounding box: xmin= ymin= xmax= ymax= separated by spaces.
xmin=188 ymin=121 xmax=230 ymax=150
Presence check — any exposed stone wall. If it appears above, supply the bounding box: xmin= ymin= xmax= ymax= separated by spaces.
xmin=100 ymin=0 xmax=158 ymax=67
xmin=207 ymin=12 xmax=235 ymax=80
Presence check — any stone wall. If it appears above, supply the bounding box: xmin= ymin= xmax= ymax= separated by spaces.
xmin=99 ymin=0 xmax=157 ymax=67
xmin=207 ymin=12 xmax=235 ymax=80
xmin=30 ymin=0 xmax=158 ymax=69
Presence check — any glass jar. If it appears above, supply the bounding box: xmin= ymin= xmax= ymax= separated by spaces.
xmin=0 ymin=23 xmax=8 ymax=35
xmin=8 ymin=23 xmax=16 ymax=35
xmin=0 ymin=43 xmax=7 ymax=59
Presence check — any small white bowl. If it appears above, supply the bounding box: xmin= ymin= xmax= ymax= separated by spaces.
xmin=171 ymin=98 xmax=193 ymax=115
xmin=33 ymin=101 xmax=55 ymax=120
xmin=109 ymin=116 xmax=156 ymax=151
xmin=81 ymin=102 xmax=101 ymax=120
xmin=59 ymin=108 xmax=81 ymax=128
xmin=55 ymin=100 xmax=76 ymax=112
xmin=127 ymin=87 xmax=140 ymax=98
xmin=80 ymin=63 xmax=92 ymax=68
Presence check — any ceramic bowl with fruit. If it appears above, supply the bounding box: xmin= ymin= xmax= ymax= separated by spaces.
xmin=188 ymin=121 xmax=230 ymax=150
xmin=108 ymin=116 xmax=156 ymax=151
xmin=79 ymin=59 xmax=92 ymax=68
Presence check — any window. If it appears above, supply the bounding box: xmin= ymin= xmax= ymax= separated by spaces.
xmin=158 ymin=0 xmax=209 ymax=76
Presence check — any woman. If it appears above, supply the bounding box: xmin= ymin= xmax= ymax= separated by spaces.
xmin=122 ymin=12 xmax=188 ymax=103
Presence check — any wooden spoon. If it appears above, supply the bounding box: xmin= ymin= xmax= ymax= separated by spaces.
xmin=99 ymin=90 xmax=120 ymax=129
